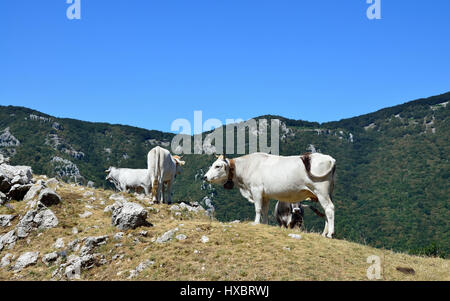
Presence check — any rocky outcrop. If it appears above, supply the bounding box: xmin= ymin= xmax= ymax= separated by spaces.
xmin=0 ymin=164 xmax=33 ymax=193
xmin=52 ymin=236 xmax=109 ymax=279
xmin=112 ymin=201 xmax=151 ymax=230
xmin=42 ymin=252 xmax=59 ymax=266
xmin=0 ymin=215 xmax=16 ymax=227
xmin=51 ymin=156 xmax=83 ymax=183
xmin=0 ymin=154 xmax=9 ymax=165
xmin=23 ymin=183 xmax=45 ymax=202
xmin=156 ymin=228 xmax=179 ymax=244
xmin=0 ymin=127 xmax=20 ymax=148
xmin=16 ymin=205 xmax=59 ymax=238
xmin=38 ymin=189 xmax=61 ymax=207
xmin=13 ymin=252 xmax=39 ymax=271
xmin=128 ymin=260 xmax=155 ymax=279
xmin=7 ymin=184 xmax=32 ymax=201
xmin=0 ymin=230 xmax=17 ymax=251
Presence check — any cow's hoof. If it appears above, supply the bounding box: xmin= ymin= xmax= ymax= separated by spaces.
xmin=326 ymin=233 xmax=334 ymax=239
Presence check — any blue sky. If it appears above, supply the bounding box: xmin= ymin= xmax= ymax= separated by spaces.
xmin=1 ymin=0 xmax=449 ymax=133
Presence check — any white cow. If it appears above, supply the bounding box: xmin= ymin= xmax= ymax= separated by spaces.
xmin=147 ymin=146 xmax=185 ymax=204
xmin=203 ymin=152 xmax=337 ymax=238
xmin=105 ymin=167 xmax=151 ymax=195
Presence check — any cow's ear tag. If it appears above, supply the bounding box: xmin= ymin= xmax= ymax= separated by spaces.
xmin=224 ymin=180 xmax=234 ymax=190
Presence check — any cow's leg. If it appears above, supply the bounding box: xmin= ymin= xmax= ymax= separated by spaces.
xmin=322 ymin=220 xmax=329 ymax=237
xmin=317 ymin=194 xmax=335 ymax=238
xmin=261 ymin=198 xmax=270 ymax=224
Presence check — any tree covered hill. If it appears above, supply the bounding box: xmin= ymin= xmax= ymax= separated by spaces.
xmin=1 ymin=91 xmax=449 ymax=257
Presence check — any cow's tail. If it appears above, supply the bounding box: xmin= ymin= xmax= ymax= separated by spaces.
xmin=301 ymin=153 xmax=336 ymax=180
xmin=151 ymin=150 xmax=161 ymax=202
xmin=301 ymin=204 xmax=326 ymax=219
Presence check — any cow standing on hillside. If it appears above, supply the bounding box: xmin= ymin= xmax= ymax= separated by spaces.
xmin=105 ymin=167 xmax=151 ymax=195
xmin=147 ymin=146 xmax=185 ymax=204
xmin=203 ymin=152 xmax=337 ymax=238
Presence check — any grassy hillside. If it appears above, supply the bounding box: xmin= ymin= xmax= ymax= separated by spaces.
xmin=1 ymin=91 xmax=449 ymax=257
xmin=0 ymin=179 xmax=448 ymax=281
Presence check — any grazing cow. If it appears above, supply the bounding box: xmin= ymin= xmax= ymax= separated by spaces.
xmin=105 ymin=167 xmax=151 ymax=195
xmin=147 ymin=146 xmax=185 ymax=204
xmin=274 ymin=201 xmax=326 ymax=229
xmin=203 ymin=152 xmax=336 ymax=238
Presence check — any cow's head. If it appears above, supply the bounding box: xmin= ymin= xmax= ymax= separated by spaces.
xmin=203 ymin=155 xmax=232 ymax=186
xmin=173 ymin=155 xmax=186 ymax=175
xmin=292 ymin=203 xmax=304 ymax=215
xmin=105 ymin=167 xmax=115 ymax=181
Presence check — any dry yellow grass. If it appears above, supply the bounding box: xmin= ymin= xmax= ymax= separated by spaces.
xmin=0 ymin=178 xmax=448 ymax=281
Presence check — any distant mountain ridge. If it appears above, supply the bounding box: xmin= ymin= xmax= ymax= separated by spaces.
xmin=1 ymin=91 xmax=449 ymax=257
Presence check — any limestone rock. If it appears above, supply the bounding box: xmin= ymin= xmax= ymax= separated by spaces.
xmin=0 ymin=230 xmax=17 ymax=251
xmin=0 ymin=214 xmax=16 ymax=227
xmin=288 ymin=234 xmax=302 ymax=240
xmin=23 ymin=183 xmax=44 ymax=201
xmin=0 ymin=253 xmax=13 ymax=268
xmin=38 ymin=188 xmax=61 ymax=207
xmin=112 ymin=201 xmax=151 ymax=230
xmin=42 ymin=252 xmax=59 ymax=266
xmin=156 ymin=228 xmax=178 ymax=243
xmin=13 ymin=251 xmax=39 ymax=271
xmin=53 ymin=238 xmax=65 ymax=249
xmin=45 ymin=178 xmax=59 ymax=190
xmin=16 ymin=206 xmax=58 ymax=238
xmin=7 ymin=184 xmax=32 ymax=201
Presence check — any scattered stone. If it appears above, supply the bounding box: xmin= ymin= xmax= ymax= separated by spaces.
xmin=1 ymin=253 xmax=13 ymax=268
xmin=176 ymin=234 xmax=187 ymax=241
xmin=79 ymin=211 xmax=93 ymax=218
xmin=0 ymin=230 xmax=18 ymax=250
xmin=104 ymin=205 xmax=114 ymax=213
xmin=139 ymin=230 xmax=148 ymax=237
xmin=201 ymin=236 xmax=209 ymax=244
xmin=23 ymin=183 xmax=44 ymax=201
xmin=45 ymin=178 xmax=59 ymax=190
xmin=83 ymin=191 xmax=94 ymax=198
xmin=67 ymin=239 xmax=80 ymax=252
xmin=156 ymin=228 xmax=179 ymax=243
xmin=114 ymin=232 xmax=125 ymax=240
xmin=128 ymin=260 xmax=155 ymax=279
xmin=53 ymin=238 xmax=65 ymax=249
xmin=13 ymin=251 xmax=39 ymax=271
xmin=87 ymin=181 xmax=95 ymax=188
xmin=79 ymin=236 xmax=109 ymax=256
xmin=170 ymin=204 xmax=181 ymax=212
xmin=109 ymin=194 xmax=127 ymax=203
xmin=288 ymin=234 xmax=302 ymax=240
xmin=72 ymin=227 xmax=78 ymax=235
xmin=230 ymin=220 xmax=240 ymax=224
xmin=112 ymin=201 xmax=151 ymax=230
xmin=178 ymin=202 xmax=205 ymax=213
xmin=42 ymin=252 xmax=59 ymax=266
xmin=16 ymin=206 xmax=58 ymax=238
xmin=0 ymin=214 xmax=16 ymax=227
